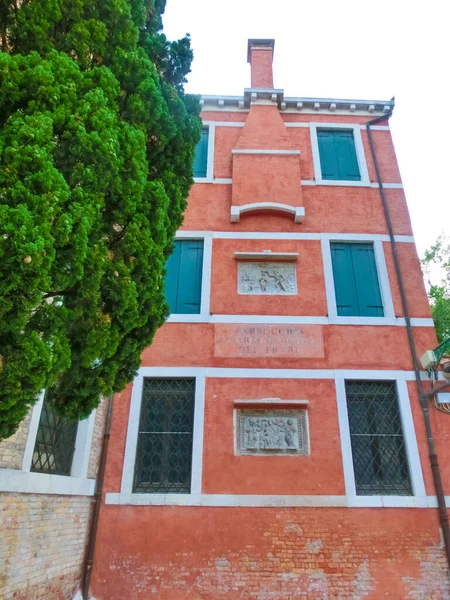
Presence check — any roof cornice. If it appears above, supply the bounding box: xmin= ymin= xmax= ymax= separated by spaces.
xmin=200 ymin=91 xmax=394 ymax=115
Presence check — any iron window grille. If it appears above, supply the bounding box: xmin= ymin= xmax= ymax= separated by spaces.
xmin=345 ymin=380 xmax=412 ymax=495
xmin=31 ymin=393 xmax=79 ymax=476
xmin=133 ymin=378 xmax=195 ymax=494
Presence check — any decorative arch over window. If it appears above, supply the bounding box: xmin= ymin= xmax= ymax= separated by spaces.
xmin=230 ymin=202 xmax=305 ymax=223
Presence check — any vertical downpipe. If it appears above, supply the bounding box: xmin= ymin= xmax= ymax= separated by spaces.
xmin=81 ymin=395 xmax=114 ymax=599
xmin=366 ymin=113 xmax=450 ymax=574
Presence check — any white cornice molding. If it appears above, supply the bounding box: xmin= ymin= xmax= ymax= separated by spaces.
xmin=175 ymin=231 xmax=416 ymax=243
xmin=135 ymin=366 xmax=439 ymax=381
xmin=201 ymin=94 xmax=394 ymax=116
xmin=165 ymin=314 xmax=434 ymax=327
xmin=105 ymin=492 xmax=450 ymax=508
xmin=208 ymin=232 xmax=415 ymax=242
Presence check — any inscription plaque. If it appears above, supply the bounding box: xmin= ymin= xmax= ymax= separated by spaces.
xmin=236 ymin=409 xmax=309 ymax=456
xmin=238 ymin=262 xmax=297 ymax=295
xmin=214 ymin=324 xmax=324 ymax=358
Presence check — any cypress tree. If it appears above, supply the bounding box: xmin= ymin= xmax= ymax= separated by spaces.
xmin=0 ymin=0 xmax=201 ymax=439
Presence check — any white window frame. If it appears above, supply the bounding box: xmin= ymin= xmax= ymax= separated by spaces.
xmin=166 ymin=231 xmax=212 ymax=323
xmin=119 ymin=367 xmax=206 ymax=505
xmin=0 ymin=391 xmax=96 ymax=496
xmin=193 ymin=122 xmax=215 ymax=183
xmin=335 ymin=373 xmax=426 ymax=507
xmin=310 ymin=123 xmax=370 ymax=187
xmin=321 ymin=234 xmax=395 ymax=325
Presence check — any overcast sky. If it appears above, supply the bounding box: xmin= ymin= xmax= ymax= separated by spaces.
xmin=164 ymin=0 xmax=449 ymax=258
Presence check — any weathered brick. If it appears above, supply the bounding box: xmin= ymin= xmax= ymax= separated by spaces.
xmin=0 ymin=493 xmax=94 ymax=600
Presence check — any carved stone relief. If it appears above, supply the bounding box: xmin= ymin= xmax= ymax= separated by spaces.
xmin=236 ymin=409 xmax=309 ymax=456
xmin=238 ymin=262 xmax=297 ymax=295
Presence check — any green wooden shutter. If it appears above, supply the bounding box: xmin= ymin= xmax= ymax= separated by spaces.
xmin=334 ymin=131 xmax=360 ymax=181
xmin=351 ymin=244 xmax=384 ymax=316
xmin=165 ymin=242 xmax=182 ymax=314
xmin=164 ymin=240 xmax=203 ymax=314
xmin=330 ymin=243 xmax=359 ymax=316
xmin=317 ymin=130 xmax=361 ymax=181
xmin=317 ymin=131 xmax=340 ymax=180
xmin=177 ymin=241 xmax=203 ymax=313
xmin=331 ymin=242 xmax=384 ymax=317
xmin=193 ymin=128 xmax=209 ymax=177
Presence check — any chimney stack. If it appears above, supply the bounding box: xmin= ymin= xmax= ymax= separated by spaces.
xmin=247 ymin=39 xmax=275 ymax=88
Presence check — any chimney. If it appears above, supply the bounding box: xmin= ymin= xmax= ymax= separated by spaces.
xmin=247 ymin=39 xmax=275 ymax=88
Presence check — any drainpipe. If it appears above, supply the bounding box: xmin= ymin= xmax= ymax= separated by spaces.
xmin=366 ymin=113 xmax=450 ymax=574
xmin=81 ymin=395 xmax=114 ymax=599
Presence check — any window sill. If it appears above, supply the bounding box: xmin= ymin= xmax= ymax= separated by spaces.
xmin=315 ymin=179 xmax=370 ymax=187
xmin=166 ymin=314 xmax=210 ymax=323
xmin=347 ymin=496 xmax=433 ymax=508
xmin=193 ymin=177 xmax=232 ymax=184
xmin=329 ymin=316 xmax=390 ymax=325
xmin=0 ymin=469 xmax=96 ymax=496
xmin=109 ymin=493 xmax=201 ymax=506
xmin=328 ymin=316 xmax=434 ymax=327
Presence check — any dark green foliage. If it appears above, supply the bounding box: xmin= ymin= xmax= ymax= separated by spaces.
xmin=0 ymin=0 xmax=201 ymax=439
xmin=422 ymin=234 xmax=450 ymax=343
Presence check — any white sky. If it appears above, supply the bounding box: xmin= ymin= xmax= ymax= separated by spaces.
xmin=163 ymin=0 xmax=449 ymax=257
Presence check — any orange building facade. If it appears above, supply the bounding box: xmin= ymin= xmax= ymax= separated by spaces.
xmin=91 ymin=40 xmax=450 ymax=599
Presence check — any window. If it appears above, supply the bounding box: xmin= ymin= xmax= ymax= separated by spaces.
xmin=133 ymin=379 xmax=195 ymax=494
xmin=346 ymin=380 xmax=412 ymax=495
xmin=317 ymin=130 xmax=360 ymax=181
xmin=330 ymin=242 xmax=383 ymax=317
xmin=193 ymin=127 xmax=209 ymax=178
xmin=30 ymin=393 xmax=79 ymax=476
xmin=165 ymin=240 xmax=204 ymax=314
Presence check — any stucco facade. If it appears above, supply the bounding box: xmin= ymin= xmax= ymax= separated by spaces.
xmin=89 ymin=39 xmax=450 ymax=599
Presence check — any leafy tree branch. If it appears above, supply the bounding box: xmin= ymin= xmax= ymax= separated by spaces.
xmin=0 ymin=0 xmax=201 ymax=439
xmin=422 ymin=233 xmax=450 ymax=343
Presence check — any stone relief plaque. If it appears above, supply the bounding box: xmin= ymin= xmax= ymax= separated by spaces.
xmin=236 ymin=409 xmax=309 ymax=456
xmin=238 ymin=262 xmax=297 ymax=295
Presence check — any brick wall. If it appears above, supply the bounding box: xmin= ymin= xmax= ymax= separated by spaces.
xmin=0 ymin=410 xmax=32 ymax=470
xmin=92 ymin=506 xmax=450 ymax=599
xmin=0 ymin=399 xmax=108 ymax=599
xmin=0 ymin=493 xmax=93 ymax=600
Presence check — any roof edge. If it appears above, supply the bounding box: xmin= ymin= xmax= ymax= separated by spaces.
xmin=199 ymin=94 xmax=395 ymax=115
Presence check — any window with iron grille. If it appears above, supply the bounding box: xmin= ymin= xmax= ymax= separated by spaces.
xmin=133 ymin=378 xmax=195 ymax=494
xmin=31 ymin=393 xmax=79 ymax=476
xmin=345 ymin=380 xmax=412 ymax=495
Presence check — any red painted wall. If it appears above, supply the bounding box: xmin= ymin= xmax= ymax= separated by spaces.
xmin=182 ymin=186 xmax=414 ymax=235
xmin=92 ymin=506 xmax=448 ymax=600
xmin=91 ymin=41 xmax=450 ymax=600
